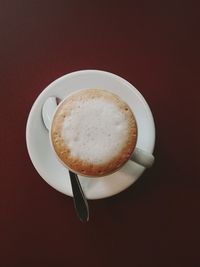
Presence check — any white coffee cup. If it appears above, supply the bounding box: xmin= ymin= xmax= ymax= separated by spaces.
xmin=44 ymin=88 xmax=154 ymax=178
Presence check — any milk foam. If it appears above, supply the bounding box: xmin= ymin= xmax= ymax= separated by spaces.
xmin=61 ymin=98 xmax=129 ymax=164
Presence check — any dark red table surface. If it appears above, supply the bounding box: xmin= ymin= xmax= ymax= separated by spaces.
xmin=0 ymin=1 xmax=199 ymax=266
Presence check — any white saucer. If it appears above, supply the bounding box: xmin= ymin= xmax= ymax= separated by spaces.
xmin=26 ymin=70 xmax=155 ymax=199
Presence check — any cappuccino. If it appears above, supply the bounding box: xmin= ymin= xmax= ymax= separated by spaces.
xmin=51 ymin=89 xmax=137 ymax=177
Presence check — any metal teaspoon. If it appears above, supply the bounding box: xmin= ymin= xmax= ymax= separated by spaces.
xmin=42 ymin=97 xmax=89 ymax=222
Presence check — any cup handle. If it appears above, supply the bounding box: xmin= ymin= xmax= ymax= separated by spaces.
xmin=130 ymin=147 xmax=155 ymax=168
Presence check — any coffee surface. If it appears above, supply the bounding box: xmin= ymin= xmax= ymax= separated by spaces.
xmin=51 ymin=89 xmax=137 ymax=177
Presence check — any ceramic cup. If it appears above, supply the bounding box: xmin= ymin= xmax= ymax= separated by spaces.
xmin=46 ymin=82 xmax=154 ymax=177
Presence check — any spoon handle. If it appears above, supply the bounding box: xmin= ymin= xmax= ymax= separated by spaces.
xmin=69 ymin=171 xmax=89 ymax=222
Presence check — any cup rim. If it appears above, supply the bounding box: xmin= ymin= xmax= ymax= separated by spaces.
xmin=49 ymin=87 xmax=139 ymax=178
